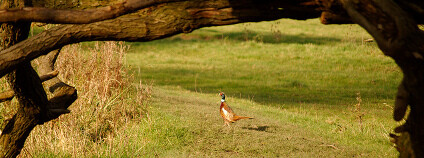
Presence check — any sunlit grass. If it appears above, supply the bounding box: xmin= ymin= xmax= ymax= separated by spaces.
xmin=0 ymin=18 xmax=402 ymax=157
xmin=126 ymin=18 xmax=401 ymax=157
xmin=128 ymin=19 xmax=398 ymax=105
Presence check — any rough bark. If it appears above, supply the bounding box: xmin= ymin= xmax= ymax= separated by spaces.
xmin=0 ymin=0 xmax=55 ymax=157
xmin=1 ymin=63 xmax=49 ymax=157
xmin=0 ymin=4 xmax=39 ymax=157
xmin=0 ymin=50 xmax=76 ymax=157
xmin=37 ymin=49 xmax=77 ymax=120
xmin=0 ymin=0 xmax=168 ymax=24
xmin=341 ymin=0 xmax=424 ymax=157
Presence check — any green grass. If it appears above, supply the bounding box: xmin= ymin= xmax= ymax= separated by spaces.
xmin=124 ymin=19 xmax=401 ymax=157
xmin=128 ymin=20 xmax=398 ymax=105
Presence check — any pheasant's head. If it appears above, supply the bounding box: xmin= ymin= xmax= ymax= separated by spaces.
xmin=219 ymin=92 xmax=225 ymax=102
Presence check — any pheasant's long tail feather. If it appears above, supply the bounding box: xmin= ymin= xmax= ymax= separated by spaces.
xmin=233 ymin=115 xmax=254 ymax=121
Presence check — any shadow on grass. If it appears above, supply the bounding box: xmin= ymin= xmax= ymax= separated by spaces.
xmin=214 ymin=32 xmax=341 ymax=45
xmin=128 ymin=31 xmax=341 ymax=47
xmin=243 ymin=126 xmax=270 ymax=132
xmin=130 ymin=66 xmax=396 ymax=107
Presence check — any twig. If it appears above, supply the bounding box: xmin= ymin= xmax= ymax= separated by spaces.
xmin=0 ymin=90 xmax=14 ymax=102
xmin=0 ymin=70 xmax=59 ymax=103
xmin=319 ymin=144 xmax=339 ymax=150
xmin=39 ymin=70 xmax=59 ymax=82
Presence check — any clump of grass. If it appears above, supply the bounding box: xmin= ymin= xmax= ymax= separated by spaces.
xmin=18 ymin=41 xmax=150 ymax=157
xmin=270 ymin=21 xmax=282 ymax=42
xmin=352 ymin=92 xmax=365 ymax=132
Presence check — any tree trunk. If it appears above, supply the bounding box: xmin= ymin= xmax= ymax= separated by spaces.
xmin=341 ymin=0 xmax=424 ymax=157
xmin=0 ymin=0 xmax=51 ymax=157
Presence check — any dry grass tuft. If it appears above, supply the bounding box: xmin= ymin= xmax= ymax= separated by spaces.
xmin=16 ymin=41 xmax=151 ymax=157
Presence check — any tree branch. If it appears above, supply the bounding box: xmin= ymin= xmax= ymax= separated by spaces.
xmin=37 ymin=49 xmax=77 ymax=122
xmin=0 ymin=0 xmax=322 ymax=78
xmin=0 ymin=90 xmax=14 ymax=102
xmin=0 ymin=0 xmax=175 ymax=24
xmin=0 ymin=70 xmax=58 ymax=103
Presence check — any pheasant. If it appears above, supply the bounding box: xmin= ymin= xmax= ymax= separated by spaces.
xmin=219 ymin=92 xmax=253 ymax=126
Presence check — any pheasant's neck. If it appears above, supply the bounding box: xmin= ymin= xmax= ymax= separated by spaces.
xmin=221 ymin=99 xmax=225 ymax=102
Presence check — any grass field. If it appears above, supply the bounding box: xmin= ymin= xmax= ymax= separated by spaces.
xmin=4 ymin=18 xmax=402 ymax=157
xmin=124 ymin=19 xmax=402 ymax=157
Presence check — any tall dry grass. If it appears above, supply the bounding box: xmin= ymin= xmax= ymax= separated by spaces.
xmin=16 ymin=41 xmax=151 ymax=157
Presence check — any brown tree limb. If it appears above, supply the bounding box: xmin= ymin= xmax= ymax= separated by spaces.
xmin=0 ymin=70 xmax=58 ymax=103
xmin=0 ymin=0 xmax=175 ymax=24
xmin=0 ymin=90 xmax=14 ymax=102
xmin=37 ymin=49 xmax=77 ymax=122
xmin=320 ymin=11 xmax=352 ymax=24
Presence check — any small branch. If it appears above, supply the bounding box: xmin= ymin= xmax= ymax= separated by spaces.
xmin=0 ymin=90 xmax=14 ymax=102
xmin=320 ymin=11 xmax=353 ymax=24
xmin=0 ymin=70 xmax=59 ymax=103
xmin=319 ymin=144 xmax=339 ymax=150
xmin=0 ymin=0 xmax=172 ymax=24
xmin=39 ymin=70 xmax=58 ymax=82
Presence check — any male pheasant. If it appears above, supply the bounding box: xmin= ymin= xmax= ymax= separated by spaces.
xmin=219 ymin=92 xmax=253 ymax=126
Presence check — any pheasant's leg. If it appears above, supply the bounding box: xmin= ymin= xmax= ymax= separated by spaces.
xmin=224 ymin=121 xmax=230 ymax=126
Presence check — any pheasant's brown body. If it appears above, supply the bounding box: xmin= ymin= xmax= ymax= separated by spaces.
xmin=219 ymin=93 xmax=253 ymax=126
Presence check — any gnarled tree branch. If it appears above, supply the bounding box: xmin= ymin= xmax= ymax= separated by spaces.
xmin=0 ymin=0 xmax=174 ymax=24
